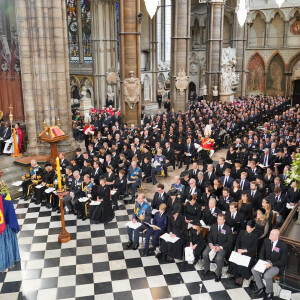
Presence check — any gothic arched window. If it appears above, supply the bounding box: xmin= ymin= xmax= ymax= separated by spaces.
xmin=67 ymin=0 xmax=92 ymax=63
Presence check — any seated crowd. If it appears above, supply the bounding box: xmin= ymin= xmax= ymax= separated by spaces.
xmin=19 ymin=95 xmax=299 ymax=300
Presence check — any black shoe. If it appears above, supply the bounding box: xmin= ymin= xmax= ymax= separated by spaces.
xmin=253 ymin=288 xmax=265 ymax=296
xmin=21 ymin=194 xmax=27 ymax=200
xmin=35 ymin=200 xmax=41 ymax=205
xmin=132 ymin=243 xmax=139 ymax=250
xmin=127 ymin=241 xmax=133 ymax=249
xmin=166 ymin=255 xmax=174 ymax=262
xmin=263 ymin=293 xmax=273 ymax=300
xmin=46 ymin=204 xmax=51 ymax=209
xmin=148 ymin=247 xmax=155 ymax=254
xmin=202 ymin=270 xmax=209 ymax=277
xmin=82 ymin=216 xmax=87 ymax=221
xmin=67 ymin=210 xmax=74 ymax=215
xmin=52 ymin=206 xmax=58 ymax=212
xmin=142 ymin=249 xmax=149 ymax=257
xmin=155 ymin=252 xmax=162 ymax=258
xmin=215 ymin=276 xmax=221 ymax=282
xmin=31 ymin=197 xmax=36 ymax=203
xmin=152 ymin=181 xmax=157 ymax=185
xmin=77 ymin=215 xmax=83 ymax=219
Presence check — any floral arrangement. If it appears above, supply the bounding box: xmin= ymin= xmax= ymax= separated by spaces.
xmin=0 ymin=180 xmax=9 ymax=195
xmin=285 ymin=153 xmax=300 ymax=189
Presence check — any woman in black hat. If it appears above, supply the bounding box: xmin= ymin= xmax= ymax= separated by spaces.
xmin=166 ymin=189 xmax=182 ymax=217
xmin=188 ymin=220 xmax=206 ymax=265
xmin=159 ymin=203 xmax=185 ymax=262
xmin=184 ymin=194 xmax=202 ymax=223
xmin=227 ymin=219 xmax=258 ymax=286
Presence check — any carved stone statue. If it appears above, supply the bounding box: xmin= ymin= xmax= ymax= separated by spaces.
xmin=123 ymin=71 xmax=141 ymax=109
xmin=202 ymin=84 xmax=207 ymax=96
xmin=212 ymin=86 xmax=218 ymax=97
xmin=220 ymin=47 xmax=239 ymax=94
xmin=80 ymin=85 xmax=92 ymax=115
xmin=107 ymin=85 xmax=115 ymax=99
xmin=175 ymin=69 xmax=189 ymax=95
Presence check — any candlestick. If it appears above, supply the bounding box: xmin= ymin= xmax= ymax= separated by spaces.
xmin=56 ymin=157 xmax=62 ymax=190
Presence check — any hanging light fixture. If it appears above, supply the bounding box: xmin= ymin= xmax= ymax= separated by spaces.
xmin=236 ymin=0 xmax=248 ymax=27
xmin=144 ymin=0 xmax=159 ymax=19
xmin=275 ymin=0 xmax=285 ymax=8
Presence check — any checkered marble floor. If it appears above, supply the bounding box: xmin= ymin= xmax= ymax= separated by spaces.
xmin=0 ymin=198 xmax=299 ymax=300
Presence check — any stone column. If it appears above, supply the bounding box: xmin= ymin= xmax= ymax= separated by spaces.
xmin=15 ymin=0 xmax=74 ymax=155
xmin=206 ymin=0 xmax=225 ymax=100
xmin=119 ymin=0 xmax=141 ymax=124
xmin=91 ymin=0 xmax=118 ymax=108
xmin=150 ymin=15 xmax=158 ymax=103
xmin=265 ymin=21 xmax=271 ymax=48
xmin=170 ymin=0 xmax=191 ymax=112
xmin=160 ymin=0 xmax=166 ymax=62
xmin=232 ymin=13 xmax=247 ymax=97
xmin=283 ymin=20 xmax=289 ymax=48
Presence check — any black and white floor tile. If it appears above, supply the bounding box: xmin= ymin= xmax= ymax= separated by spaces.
xmin=0 ymin=198 xmax=299 ymax=300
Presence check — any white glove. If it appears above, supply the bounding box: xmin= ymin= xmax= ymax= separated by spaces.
xmin=209 ymin=150 xmax=214 ymax=157
xmin=197 ymin=147 xmax=203 ymax=153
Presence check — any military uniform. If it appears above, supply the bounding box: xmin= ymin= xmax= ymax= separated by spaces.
xmin=21 ymin=165 xmax=43 ymax=200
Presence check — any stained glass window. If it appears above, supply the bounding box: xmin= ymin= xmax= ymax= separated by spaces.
xmin=81 ymin=0 xmax=92 ymax=62
xmin=67 ymin=0 xmax=79 ymax=63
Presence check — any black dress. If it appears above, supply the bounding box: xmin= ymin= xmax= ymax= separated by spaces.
xmin=188 ymin=228 xmax=206 ymax=261
xmin=230 ymin=188 xmax=242 ymax=202
xmin=184 ymin=202 xmax=202 ymax=222
xmin=166 ymin=197 xmax=182 ymax=217
xmin=228 ymin=230 xmax=258 ymax=279
xmin=160 ymin=214 xmax=185 ymax=259
xmin=89 ymin=184 xmax=114 ymax=223
xmin=253 ymin=219 xmax=269 ymax=254
xmin=238 ymin=202 xmax=252 ymax=221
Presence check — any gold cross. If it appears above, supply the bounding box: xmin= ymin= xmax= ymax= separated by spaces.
xmin=9 ymin=104 xmax=13 ymax=114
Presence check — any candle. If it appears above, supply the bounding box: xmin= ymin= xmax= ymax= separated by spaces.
xmin=56 ymin=157 xmax=62 ymax=190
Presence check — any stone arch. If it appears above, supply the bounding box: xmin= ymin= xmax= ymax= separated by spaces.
xmin=190 ymin=14 xmax=201 ymax=26
xmin=199 ymin=15 xmax=207 ymax=27
xmin=223 ymin=14 xmax=232 ymax=47
xmin=269 ymin=9 xmax=286 ymax=22
xmin=247 ymin=53 xmax=266 ymax=95
xmin=248 ymin=12 xmax=266 ymax=48
xmin=224 ymin=11 xmax=233 ymax=24
xmin=287 ymin=7 xmax=300 ymax=20
xmin=287 ymin=51 xmax=300 ymax=73
xmin=248 ymin=10 xmax=267 ymax=23
xmin=269 ymin=13 xmax=285 ymax=48
xmin=266 ymin=51 xmax=286 ymax=71
xmin=266 ymin=53 xmax=285 ymax=96
xmin=191 ymin=18 xmax=201 ymax=49
xmin=246 ymin=51 xmax=267 ymax=70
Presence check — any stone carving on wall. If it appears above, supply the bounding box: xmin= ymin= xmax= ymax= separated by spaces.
xmin=220 ymin=47 xmax=239 ymax=94
xmin=175 ymin=69 xmax=189 ymax=95
xmin=290 ymin=19 xmax=300 ymax=35
xmin=266 ymin=53 xmax=285 ymax=96
xmin=106 ymin=68 xmax=118 ymax=85
xmin=247 ymin=53 xmax=265 ymax=94
xmin=123 ymin=71 xmax=141 ymax=109
xmin=158 ymin=61 xmax=170 ymax=71
xmin=107 ymin=85 xmax=115 ymax=100
xmin=143 ymin=75 xmax=151 ymax=102
xmin=0 ymin=30 xmax=11 ymax=73
xmin=213 ymin=86 xmax=218 ymax=97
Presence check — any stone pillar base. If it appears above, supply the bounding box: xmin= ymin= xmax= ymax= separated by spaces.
xmin=79 ymin=99 xmax=92 ymax=116
xmin=219 ymin=92 xmax=234 ymax=103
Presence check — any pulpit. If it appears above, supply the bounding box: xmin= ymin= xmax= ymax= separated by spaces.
xmin=280 ymin=202 xmax=300 ymax=283
xmin=39 ymin=125 xmax=68 ymax=166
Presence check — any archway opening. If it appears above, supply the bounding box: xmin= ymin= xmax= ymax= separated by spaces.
xmin=293 ymin=80 xmax=300 ymax=106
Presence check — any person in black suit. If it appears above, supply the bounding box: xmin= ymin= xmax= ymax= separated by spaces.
xmin=157 ymin=92 xmax=162 ymax=108
xmin=91 ymin=161 xmax=103 ymax=185
xmin=203 ymin=164 xmax=217 ymax=186
xmin=202 ymin=213 xmax=233 ymax=281
xmin=259 ymin=148 xmax=274 ymax=169
xmin=183 ymin=178 xmax=201 ymax=204
xmin=59 ymin=152 xmax=70 ymax=175
xmin=247 ymin=161 xmax=262 ymax=182
xmin=62 ymin=171 xmax=83 ymax=214
xmin=111 ymin=170 xmax=127 ymax=210
xmin=252 ymin=229 xmax=288 ymax=299
xmin=225 ymin=202 xmax=245 ymax=247
xmin=218 ymin=188 xmax=234 ymax=212
xmin=180 ymin=138 xmax=195 ymax=170
xmin=162 ymin=142 xmax=175 ymax=177
xmin=249 ymin=181 xmax=263 ymax=211
xmin=196 ymin=172 xmax=206 ymax=193
xmin=202 ymin=198 xmax=222 ymax=226
xmin=267 ymin=187 xmax=287 ymax=227
xmin=75 ymin=148 xmax=84 ymax=169
xmin=151 ymin=183 xmax=170 ymax=210
xmin=0 ymin=122 xmax=11 ymax=154
xmin=215 ymin=157 xmax=228 ymax=178
xmin=189 ymin=162 xmax=200 ymax=180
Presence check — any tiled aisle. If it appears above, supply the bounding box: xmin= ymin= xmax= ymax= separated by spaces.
xmin=0 ymin=198 xmax=299 ymax=300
